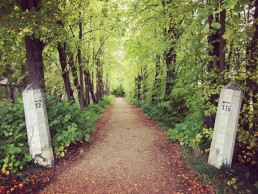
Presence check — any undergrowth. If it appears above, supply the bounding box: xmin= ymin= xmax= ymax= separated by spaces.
xmin=131 ymin=98 xmax=258 ymax=193
xmin=182 ymin=146 xmax=258 ymax=194
xmin=0 ymin=96 xmax=113 ymax=174
xmin=111 ymin=84 xmax=125 ymax=97
xmin=130 ymin=99 xmax=182 ymax=128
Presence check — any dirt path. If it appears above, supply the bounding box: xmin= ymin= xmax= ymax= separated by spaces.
xmin=39 ymin=97 xmax=213 ymax=194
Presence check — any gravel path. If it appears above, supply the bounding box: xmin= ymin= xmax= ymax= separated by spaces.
xmin=39 ymin=97 xmax=213 ymax=194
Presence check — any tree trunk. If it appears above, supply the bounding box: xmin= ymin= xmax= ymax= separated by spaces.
xmin=9 ymin=86 xmax=16 ymax=103
xmin=205 ymin=1 xmax=220 ymax=128
xmin=164 ymin=46 xmax=176 ymax=99
xmin=85 ymin=70 xmax=98 ymax=104
xmin=219 ymin=6 xmax=226 ymax=72
xmin=78 ymin=49 xmax=84 ymax=108
xmin=105 ymin=74 xmax=110 ymax=96
xmin=96 ymin=61 xmax=100 ymax=103
xmin=20 ymin=0 xmax=45 ymax=89
xmin=57 ymin=43 xmax=74 ymax=102
xmin=161 ymin=0 xmax=176 ymax=100
xmin=208 ymin=0 xmax=220 ymax=71
xmin=99 ymin=67 xmax=104 ymax=100
xmin=20 ymin=0 xmax=40 ymax=11
xmin=24 ymin=37 xmax=45 ymax=89
xmin=68 ymin=54 xmax=80 ymax=99
xmin=243 ymin=0 xmax=258 ymax=131
xmin=78 ymin=20 xmax=85 ymax=109
xmin=134 ymin=77 xmax=138 ymax=99
xmin=136 ymin=72 xmax=142 ymax=100
xmin=152 ymin=56 xmax=162 ymax=103
xmin=142 ymin=66 xmax=148 ymax=101
xmin=96 ymin=56 xmax=104 ymax=102
xmin=84 ymin=71 xmax=90 ymax=106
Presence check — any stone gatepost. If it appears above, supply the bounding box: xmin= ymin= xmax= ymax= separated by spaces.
xmin=208 ymin=82 xmax=242 ymax=168
xmin=22 ymin=84 xmax=54 ymax=167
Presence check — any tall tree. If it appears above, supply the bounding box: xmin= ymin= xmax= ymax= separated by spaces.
xmin=244 ymin=0 xmax=258 ymax=131
xmin=19 ymin=0 xmax=46 ymax=89
xmin=78 ymin=16 xmax=85 ymax=108
xmin=205 ymin=0 xmax=220 ymax=128
xmin=219 ymin=2 xmax=226 ymax=72
xmin=57 ymin=43 xmax=74 ymax=101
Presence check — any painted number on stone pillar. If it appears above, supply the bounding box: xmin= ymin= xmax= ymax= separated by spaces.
xmin=35 ymin=100 xmax=44 ymax=108
xmin=222 ymin=101 xmax=231 ymax=112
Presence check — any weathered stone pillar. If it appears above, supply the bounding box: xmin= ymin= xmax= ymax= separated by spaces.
xmin=22 ymin=84 xmax=54 ymax=167
xmin=208 ymin=83 xmax=242 ymax=168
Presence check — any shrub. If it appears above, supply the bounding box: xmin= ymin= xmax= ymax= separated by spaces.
xmin=141 ymin=103 xmax=175 ymax=126
xmin=47 ymin=95 xmax=113 ymax=158
xmin=0 ymin=99 xmax=31 ymax=174
xmin=0 ymin=96 xmax=112 ymax=173
xmin=111 ymin=84 xmax=125 ymax=97
xmin=46 ymin=96 xmax=97 ymax=158
xmin=167 ymin=114 xmax=203 ymax=147
xmin=131 ymin=98 xmax=187 ymax=128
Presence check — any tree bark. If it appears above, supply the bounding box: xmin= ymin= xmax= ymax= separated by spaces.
xmin=105 ymin=74 xmax=110 ymax=96
xmin=84 ymin=71 xmax=90 ymax=106
xmin=142 ymin=66 xmax=148 ymax=101
xmin=208 ymin=14 xmax=220 ymax=70
xmin=78 ymin=20 xmax=85 ymax=109
xmin=164 ymin=46 xmax=176 ymax=98
xmin=161 ymin=0 xmax=177 ymax=100
xmin=96 ymin=43 xmax=104 ymax=102
xmin=244 ymin=0 xmax=258 ymax=131
xmin=24 ymin=37 xmax=45 ymax=89
xmin=57 ymin=43 xmax=74 ymax=102
xmin=20 ymin=0 xmax=45 ymax=89
xmin=99 ymin=66 xmax=104 ymax=100
xmin=134 ymin=77 xmax=138 ymax=99
xmin=85 ymin=70 xmax=98 ymax=104
xmin=78 ymin=49 xmax=84 ymax=108
xmin=205 ymin=1 xmax=220 ymax=128
xmin=219 ymin=7 xmax=226 ymax=72
xmin=68 ymin=54 xmax=80 ymax=99
xmin=152 ymin=56 xmax=162 ymax=103
xmin=135 ymin=72 xmax=142 ymax=100
xmin=96 ymin=58 xmax=103 ymax=102
xmin=19 ymin=0 xmax=40 ymax=11
xmin=8 ymin=86 xmax=16 ymax=103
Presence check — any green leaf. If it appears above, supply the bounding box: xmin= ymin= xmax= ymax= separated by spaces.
xmin=3 ymin=158 xmax=9 ymax=163
xmin=25 ymin=154 xmax=32 ymax=162
xmin=234 ymin=3 xmax=245 ymax=12
xmin=11 ymin=45 xmax=16 ymax=51
xmin=14 ymin=161 xmax=21 ymax=167
xmin=60 ymin=152 xmax=65 ymax=157
xmin=224 ymin=0 xmax=238 ymax=8
xmin=211 ymin=22 xmax=221 ymax=29
xmin=84 ymin=134 xmax=90 ymax=142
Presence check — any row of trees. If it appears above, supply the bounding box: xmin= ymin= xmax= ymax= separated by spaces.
xmin=0 ymin=0 xmax=125 ymax=107
xmin=123 ymin=0 xmax=258 ymax=166
xmin=0 ymin=0 xmax=257 ymax=167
